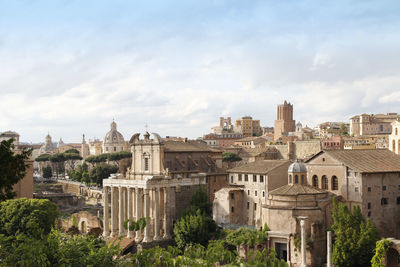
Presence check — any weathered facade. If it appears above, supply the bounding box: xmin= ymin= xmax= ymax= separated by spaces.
xmin=213 ymin=160 xmax=291 ymax=228
xmin=306 ymin=149 xmax=400 ymax=238
xmin=274 ymin=101 xmax=296 ymax=141
xmin=102 ymin=133 xmax=210 ymax=241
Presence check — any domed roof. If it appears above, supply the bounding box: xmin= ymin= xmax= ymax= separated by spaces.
xmin=288 ymin=160 xmax=307 ymax=173
xmin=40 ymin=133 xmax=55 ymax=153
xmin=104 ymin=120 xmax=125 ymax=145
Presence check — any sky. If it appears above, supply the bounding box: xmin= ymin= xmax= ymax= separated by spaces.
xmin=1 ymin=0 xmax=400 ymax=143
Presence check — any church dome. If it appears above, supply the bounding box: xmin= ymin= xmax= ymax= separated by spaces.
xmin=104 ymin=120 xmax=125 ymax=145
xmin=39 ymin=133 xmax=55 ymax=154
xmin=288 ymin=160 xmax=307 ymax=173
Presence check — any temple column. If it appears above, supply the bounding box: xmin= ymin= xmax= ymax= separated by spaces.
xmin=103 ymin=186 xmax=109 ymax=237
xmin=143 ymin=189 xmax=152 ymax=242
xmin=127 ymin=187 xmax=133 ymax=238
xmin=135 ymin=188 xmax=143 ymax=242
xmin=110 ymin=186 xmax=118 ymax=237
xmin=163 ymin=187 xmax=171 ymax=239
xmin=153 ymin=188 xmax=161 ymax=240
xmin=118 ymin=186 xmax=124 ymax=236
xmin=327 ymin=231 xmax=332 ymax=267
xmin=300 ymin=218 xmax=307 ymax=267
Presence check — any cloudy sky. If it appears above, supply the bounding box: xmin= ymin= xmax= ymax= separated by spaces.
xmin=1 ymin=0 xmax=400 ymax=143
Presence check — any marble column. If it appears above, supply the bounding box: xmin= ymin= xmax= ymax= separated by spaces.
xmin=143 ymin=189 xmax=152 ymax=242
xmin=110 ymin=187 xmax=118 ymax=237
xmin=153 ymin=188 xmax=161 ymax=240
xmin=135 ymin=188 xmax=143 ymax=242
xmin=118 ymin=187 xmax=124 ymax=236
xmin=127 ymin=187 xmax=133 ymax=238
xmin=103 ymin=186 xmax=109 ymax=237
xmin=327 ymin=231 xmax=332 ymax=267
xmin=300 ymin=219 xmax=307 ymax=267
xmin=163 ymin=187 xmax=171 ymax=239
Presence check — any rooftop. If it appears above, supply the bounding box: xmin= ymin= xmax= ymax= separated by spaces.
xmin=228 ymin=160 xmax=290 ymax=174
xmin=308 ymin=149 xmax=400 ymax=173
xmin=269 ymin=184 xmax=326 ymax=196
xmin=164 ymin=140 xmax=212 ymax=152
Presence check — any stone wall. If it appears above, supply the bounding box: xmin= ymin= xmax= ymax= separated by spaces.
xmin=175 ymin=184 xmax=205 ymax=219
xmin=58 ymin=180 xmax=82 ymax=195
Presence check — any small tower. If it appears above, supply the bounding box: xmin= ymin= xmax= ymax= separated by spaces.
xmin=81 ymin=134 xmax=89 ymax=159
xmin=288 ymin=160 xmax=307 ymax=185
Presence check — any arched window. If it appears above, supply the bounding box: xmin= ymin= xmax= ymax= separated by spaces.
xmin=393 ymin=140 xmax=396 ymax=151
xmin=396 ymin=128 xmax=398 ymax=135
xmin=322 ymin=175 xmax=328 ymax=190
xmin=332 ymin=176 xmax=338 ymax=190
xmin=312 ymin=175 xmax=318 ymax=187
xmin=295 ymin=175 xmax=299 ymax=184
xmin=301 ymin=175 xmax=305 ymax=185
xmin=289 ymin=175 xmax=292 ymax=184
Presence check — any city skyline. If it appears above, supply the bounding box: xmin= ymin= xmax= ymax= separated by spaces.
xmin=1 ymin=1 xmax=400 ymax=142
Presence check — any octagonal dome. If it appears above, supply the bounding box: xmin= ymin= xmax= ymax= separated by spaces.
xmin=288 ymin=160 xmax=307 ymax=173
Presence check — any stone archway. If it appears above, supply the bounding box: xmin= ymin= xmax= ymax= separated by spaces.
xmin=79 ymin=218 xmax=88 ymax=233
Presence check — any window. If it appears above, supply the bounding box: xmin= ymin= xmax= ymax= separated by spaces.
xmin=368 ymin=203 xmax=371 ymax=209
xmin=368 ymin=187 xmax=371 ymax=192
xmin=231 ymin=206 xmax=235 ymax=213
xmin=322 ymin=175 xmax=328 ymax=189
xmin=383 ymin=186 xmax=386 ymax=191
xmin=231 ymin=176 xmax=233 ymax=183
xmin=214 ymin=176 xmax=216 ymax=182
xmin=312 ymin=175 xmax=318 ymax=187
xmin=355 ymin=187 xmax=359 ymax=192
xmin=238 ymin=174 xmax=242 ymax=181
xmin=248 ymin=190 xmax=250 ymax=195
xmin=255 ymin=190 xmax=257 ymax=196
xmin=322 ymin=157 xmax=325 ymax=162
xmin=289 ymin=175 xmax=292 ymax=184
xmin=354 ymin=172 xmax=358 ymax=177
xmin=380 ymin=125 xmax=383 ymax=131
xmin=144 ymin=157 xmax=149 ymax=171
xmin=381 ymin=198 xmax=388 ymax=205
xmin=230 ymin=193 xmax=234 ymax=200
xmin=245 ymin=175 xmax=248 ymax=182
xmin=301 ymin=175 xmax=305 ymax=185
xmin=253 ymin=175 xmax=257 ymax=182
xmin=332 ymin=176 xmax=338 ymax=190
xmin=263 ymin=191 xmax=265 ymax=197
xmin=254 ymin=203 xmax=257 ymax=211
xmin=225 ymin=176 xmax=228 ymax=182
xmin=295 ymin=175 xmax=299 ymax=184
xmin=396 ymin=128 xmax=399 ymax=135
xmin=106 ymin=147 xmax=109 ymax=151
xmin=247 ymin=202 xmax=250 ymax=209
xmin=114 ymin=146 xmax=116 ymax=152
xmin=397 ymin=197 xmax=400 ymax=205
xmin=368 ymin=211 xmax=371 ymax=217
xmin=260 ymin=175 xmax=264 ymax=183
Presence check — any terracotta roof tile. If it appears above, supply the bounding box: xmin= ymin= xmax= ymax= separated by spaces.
xmin=269 ymin=184 xmax=326 ymax=196
xmin=164 ymin=140 xmax=211 ymax=152
xmin=228 ymin=160 xmax=290 ymax=174
xmin=325 ymin=149 xmax=400 ymax=173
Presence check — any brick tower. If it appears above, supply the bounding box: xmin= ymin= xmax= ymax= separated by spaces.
xmin=274 ymin=100 xmax=296 ymax=141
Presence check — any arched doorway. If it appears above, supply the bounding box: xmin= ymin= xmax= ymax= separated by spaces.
xmin=80 ymin=220 xmax=87 ymax=234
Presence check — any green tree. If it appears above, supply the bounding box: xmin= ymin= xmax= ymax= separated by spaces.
xmin=174 ymin=209 xmax=217 ymax=250
xmin=50 ymin=153 xmax=66 ymax=178
xmin=222 ymin=152 xmax=242 ymax=162
xmin=371 ymin=239 xmax=393 ymax=267
xmin=340 ymin=123 xmax=349 ymax=136
xmin=107 ymin=151 xmax=132 ymax=167
xmin=43 ymin=166 xmax=53 ymax=179
xmin=186 ymin=186 xmax=211 ymax=216
xmin=0 ymin=138 xmax=32 ymax=201
xmin=89 ymin=163 xmax=118 ymax=186
xmin=64 ymin=152 xmax=83 ymax=172
xmin=64 ymin=148 xmax=80 ymax=154
xmin=331 ymin=198 xmax=380 ymax=267
xmin=0 ymin=198 xmax=59 ymax=238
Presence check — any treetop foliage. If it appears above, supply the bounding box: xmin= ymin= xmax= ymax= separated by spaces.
xmin=222 ymin=152 xmax=242 ymax=162
xmin=0 ymin=138 xmax=32 ymax=201
xmin=331 ymin=197 xmax=380 ymax=267
xmin=0 ymin=198 xmax=59 ymax=238
xmin=64 ymin=148 xmax=80 ymax=154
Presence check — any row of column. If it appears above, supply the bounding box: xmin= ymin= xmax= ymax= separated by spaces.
xmin=103 ymin=185 xmax=173 ymax=242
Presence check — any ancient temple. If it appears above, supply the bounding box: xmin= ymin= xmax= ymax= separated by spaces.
xmin=102 ymin=132 xmax=207 ymax=241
